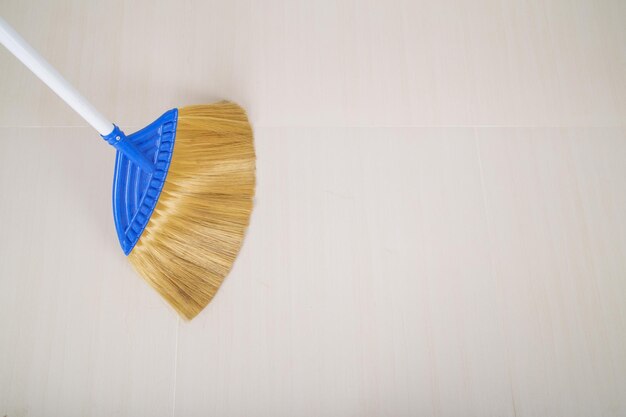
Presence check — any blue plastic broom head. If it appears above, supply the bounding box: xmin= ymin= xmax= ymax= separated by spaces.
xmin=101 ymin=109 xmax=178 ymax=255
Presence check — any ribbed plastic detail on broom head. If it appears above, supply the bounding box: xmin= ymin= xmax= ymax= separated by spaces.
xmin=102 ymin=109 xmax=178 ymax=255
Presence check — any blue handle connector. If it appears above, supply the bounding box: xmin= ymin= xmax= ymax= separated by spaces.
xmin=101 ymin=109 xmax=178 ymax=255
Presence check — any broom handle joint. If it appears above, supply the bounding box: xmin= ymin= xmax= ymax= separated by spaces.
xmin=0 ymin=16 xmax=115 ymax=136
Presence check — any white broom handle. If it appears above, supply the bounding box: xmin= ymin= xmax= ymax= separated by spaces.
xmin=0 ymin=16 xmax=114 ymax=136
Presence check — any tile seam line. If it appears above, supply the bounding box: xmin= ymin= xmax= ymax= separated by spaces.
xmin=0 ymin=124 xmax=625 ymax=129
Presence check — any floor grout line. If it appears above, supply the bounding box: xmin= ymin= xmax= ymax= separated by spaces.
xmin=171 ymin=316 xmax=180 ymax=417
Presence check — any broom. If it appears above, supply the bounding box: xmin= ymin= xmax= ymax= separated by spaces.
xmin=0 ymin=17 xmax=255 ymax=320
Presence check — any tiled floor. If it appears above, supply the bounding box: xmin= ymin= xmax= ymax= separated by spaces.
xmin=1 ymin=1 xmax=625 ymax=416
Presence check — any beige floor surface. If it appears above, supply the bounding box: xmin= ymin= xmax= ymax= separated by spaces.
xmin=1 ymin=1 xmax=625 ymax=416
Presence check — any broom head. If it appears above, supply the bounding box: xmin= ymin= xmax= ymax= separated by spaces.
xmin=108 ymin=102 xmax=255 ymax=320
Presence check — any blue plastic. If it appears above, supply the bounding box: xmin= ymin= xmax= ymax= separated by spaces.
xmin=101 ymin=109 xmax=178 ymax=255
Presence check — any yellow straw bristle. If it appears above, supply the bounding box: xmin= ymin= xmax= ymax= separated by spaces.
xmin=128 ymin=102 xmax=256 ymax=320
